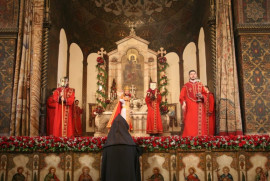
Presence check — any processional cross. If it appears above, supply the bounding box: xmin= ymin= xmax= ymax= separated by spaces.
xmin=98 ymin=48 xmax=106 ymax=58
xmin=129 ymin=23 xmax=136 ymax=36
xmin=158 ymin=47 xmax=166 ymax=57
xmin=130 ymin=84 xmax=137 ymax=98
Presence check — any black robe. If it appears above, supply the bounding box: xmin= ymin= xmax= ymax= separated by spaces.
xmin=101 ymin=114 xmax=142 ymax=181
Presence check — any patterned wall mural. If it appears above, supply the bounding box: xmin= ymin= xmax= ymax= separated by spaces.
xmin=0 ymin=39 xmax=16 ymax=135
xmin=0 ymin=0 xmax=19 ymax=136
xmin=234 ymin=0 xmax=270 ymax=134
xmin=0 ymin=0 xmax=19 ymax=28
xmin=234 ymin=0 xmax=270 ymax=24
xmin=238 ymin=35 xmax=270 ymax=134
xmin=62 ymin=0 xmax=207 ymax=54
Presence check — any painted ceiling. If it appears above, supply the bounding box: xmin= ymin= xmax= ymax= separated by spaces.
xmin=60 ymin=0 xmax=208 ymax=55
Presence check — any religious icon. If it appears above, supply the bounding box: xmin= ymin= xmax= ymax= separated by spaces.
xmin=129 ymin=54 xmax=136 ymax=63
xmin=12 ymin=167 xmax=28 ymax=181
xmin=184 ymin=167 xmax=200 ymax=181
xmin=216 ymin=166 xmax=233 ymax=181
xmin=147 ymin=167 xmax=164 ymax=181
xmin=123 ymin=48 xmax=144 ymax=98
xmin=78 ymin=166 xmax=93 ymax=181
xmin=255 ymin=167 xmax=268 ymax=181
xmin=44 ymin=167 xmax=60 ymax=181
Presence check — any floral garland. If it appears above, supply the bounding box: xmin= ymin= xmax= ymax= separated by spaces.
xmin=0 ymin=135 xmax=269 ymax=152
xmin=157 ymin=56 xmax=169 ymax=115
xmin=96 ymin=56 xmax=108 ymax=111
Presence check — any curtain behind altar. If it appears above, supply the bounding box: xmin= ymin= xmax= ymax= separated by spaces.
xmin=216 ymin=0 xmax=243 ymax=135
xmin=10 ymin=0 xmax=44 ymax=136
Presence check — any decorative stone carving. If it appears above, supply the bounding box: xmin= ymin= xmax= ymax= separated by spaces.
xmin=94 ymin=112 xmax=111 ymax=137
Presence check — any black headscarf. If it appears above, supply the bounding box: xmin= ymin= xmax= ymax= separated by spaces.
xmin=104 ymin=114 xmax=136 ymax=147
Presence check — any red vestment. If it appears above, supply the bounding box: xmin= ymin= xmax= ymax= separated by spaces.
xmin=53 ymin=87 xmax=75 ymax=137
xmin=73 ymin=105 xmax=83 ymax=136
xmin=180 ymin=81 xmax=207 ymax=137
xmin=145 ymin=89 xmax=163 ymax=134
xmin=187 ymin=174 xmax=200 ymax=181
xmin=46 ymin=95 xmax=56 ymax=135
xmin=205 ymin=92 xmax=215 ymax=136
xmin=107 ymin=94 xmax=133 ymax=130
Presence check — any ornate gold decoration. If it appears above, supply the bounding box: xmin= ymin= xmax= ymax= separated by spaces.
xmin=245 ymin=1 xmax=265 ymax=21
xmin=124 ymin=85 xmax=130 ymax=91
xmin=40 ymin=0 xmax=51 ymax=135
xmin=208 ymin=0 xmax=216 ymax=90
xmin=235 ymin=24 xmax=270 ymax=35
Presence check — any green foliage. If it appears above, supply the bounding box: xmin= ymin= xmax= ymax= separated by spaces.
xmin=96 ymin=58 xmax=108 ymax=109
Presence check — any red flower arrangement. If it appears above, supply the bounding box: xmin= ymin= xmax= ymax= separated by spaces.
xmin=105 ymin=99 xmax=111 ymax=104
xmin=94 ymin=106 xmax=104 ymax=114
xmin=160 ymin=104 xmax=169 ymax=115
xmin=0 ymin=135 xmax=269 ymax=152
xmin=162 ymin=74 xmax=167 ymax=79
xmin=97 ymin=57 xmax=105 ymax=65
xmin=158 ymin=56 xmax=167 ymax=64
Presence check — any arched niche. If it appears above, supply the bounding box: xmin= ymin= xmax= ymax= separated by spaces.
xmin=86 ymin=53 xmax=99 ymax=132
xmin=165 ymin=52 xmax=181 ymax=125
xmin=57 ymin=28 xmax=68 ymax=84
xmin=69 ymin=43 xmax=83 ymax=107
xmin=183 ymin=42 xmax=197 ymax=83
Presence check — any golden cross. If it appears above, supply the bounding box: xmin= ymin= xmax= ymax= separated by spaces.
xmin=98 ymin=48 xmax=106 ymax=58
xmin=130 ymin=84 xmax=137 ymax=96
xmin=158 ymin=47 xmax=166 ymax=57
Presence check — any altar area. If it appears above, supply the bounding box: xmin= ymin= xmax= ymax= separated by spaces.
xmin=1 ymin=0 xmax=270 ymax=180
xmin=92 ymin=28 xmax=174 ymax=138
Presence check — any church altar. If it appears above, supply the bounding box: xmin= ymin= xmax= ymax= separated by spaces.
xmin=93 ymin=28 xmax=173 ymax=137
xmin=0 ymin=135 xmax=270 ymax=181
xmin=94 ymin=99 xmax=170 ymax=137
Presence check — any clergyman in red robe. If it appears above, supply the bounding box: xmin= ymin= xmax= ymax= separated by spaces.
xmin=180 ymin=70 xmax=208 ymax=137
xmin=53 ymin=77 xmax=75 ymax=137
xmin=204 ymin=86 xmax=215 ymax=136
xmin=107 ymin=86 xmax=133 ymax=131
xmin=146 ymin=82 xmax=163 ymax=135
xmin=46 ymin=88 xmax=56 ymax=136
xmin=73 ymin=100 xmax=83 ymax=136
